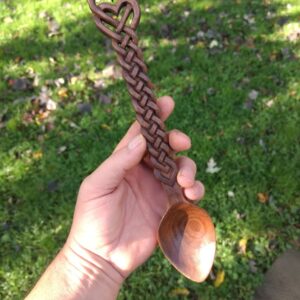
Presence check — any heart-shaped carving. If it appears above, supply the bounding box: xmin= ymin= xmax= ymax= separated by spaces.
xmin=88 ymin=0 xmax=141 ymax=40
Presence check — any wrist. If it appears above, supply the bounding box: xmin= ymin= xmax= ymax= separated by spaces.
xmin=60 ymin=240 xmax=124 ymax=300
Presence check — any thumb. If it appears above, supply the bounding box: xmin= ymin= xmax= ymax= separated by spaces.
xmin=84 ymin=134 xmax=147 ymax=195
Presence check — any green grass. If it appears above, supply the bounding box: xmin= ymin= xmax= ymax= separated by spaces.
xmin=1 ymin=0 xmax=300 ymax=299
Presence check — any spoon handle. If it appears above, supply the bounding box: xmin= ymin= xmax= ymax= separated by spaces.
xmin=88 ymin=0 xmax=179 ymax=191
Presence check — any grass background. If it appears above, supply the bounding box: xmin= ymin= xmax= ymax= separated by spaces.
xmin=0 ymin=0 xmax=299 ymax=299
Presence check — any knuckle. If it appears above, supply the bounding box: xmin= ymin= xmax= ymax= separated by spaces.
xmin=80 ymin=175 xmax=92 ymax=191
xmin=186 ymin=157 xmax=196 ymax=171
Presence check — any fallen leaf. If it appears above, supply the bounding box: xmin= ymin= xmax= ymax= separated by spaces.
xmin=238 ymin=238 xmax=248 ymax=254
xmin=94 ymin=79 xmax=105 ymax=89
xmin=58 ymin=87 xmax=68 ymax=99
xmin=147 ymin=54 xmax=154 ymax=62
xmin=39 ymin=11 xmax=49 ymax=19
xmin=206 ymin=158 xmax=221 ymax=174
xmin=78 ymin=103 xmax=92 ymax=114
xmin=37 ymin=111 xmax=50 ymax=121
xmin=9 ymin=77 xmax=31 ymax=91
xmin=244 ymin=90 xmax=259 ymax=110
xmin=169 ymin=287 xmax=190 ymax=296
xmin=33 ymin=74 xmax=40 ymax=87
xmin=70 ymin=76 xmax=79 ymax=85
xmin=257 ymin=192 xmax=269 ymax=203
xmin=286 ymin=23 xmax=300 ymax=42
xmin=46 ymin=99 xmax=57 ymax=111
xmin=48 ymin=17 xmax=60 ymax=37
xmin=266 ymin=11 xmax=276 ymax=20
xmin=102 ymin=64 xmax=115 ymax=78
xmin=248 ymin=90 xmax=259 ymax=100
xmin=54 ymin=77 xmax=65 ymax=87
xmin=214 ymin=270 xmax=225 ymax=287
xmin=242 ymin=77 xmax=250 ymax=85
xmin=243 ymin=13 xmax=255 ymax=25
xmin=32 ymin=150 xmax=43 ymax=160
xmin=245 ymin=37 xmax=255 ymax=49
xmin=58 ymin=146 xmax=67 ymax=154
xmin=22 ymin=112 xmax=34 ymax=125
xmin=227 ymin=191 xmax=235 ymax=197
xmin=266 ymin=99 xmax=275 ymax=107
xmin=26 ymin=67 xmax=35 ymax=77
xmin=101 ymin=64 xmax=123 ymax=80
xmin=207 ymin=87 xmax=216 ymax=96
xmin=113 ymin=65 xmax=123 ymax=79
xmin=49 ymin=57 xmax=57 ymax=64
xmin=235 ymin=211 xmax=246 ymax=220
xmin=209 ymin=40 xmax=219 ymax=48
xmin=69 ymin=121 xmax=79 ymax=129
xmin=39 ymin=86 xmax=50 ymax=105
xmin=196 ymin=30 xmax=205 ymax=39
xmin=99 ymin=94 xmax=112 ymax=105
xmin=183 ymin=10 xmax=190 ymax=18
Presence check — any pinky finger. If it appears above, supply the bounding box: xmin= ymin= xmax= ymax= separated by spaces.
xmin=184 ymin=180 xmax=205 ymax=202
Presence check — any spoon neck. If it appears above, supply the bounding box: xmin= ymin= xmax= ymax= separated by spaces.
xmin=162 ymin=183 xmax=187 ymax=206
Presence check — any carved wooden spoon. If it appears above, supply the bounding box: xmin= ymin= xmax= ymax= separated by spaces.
xmin=159 ymin=183 xmax=216 ymax=282
xmin=88 ymin=0 xmax=216 ymax=282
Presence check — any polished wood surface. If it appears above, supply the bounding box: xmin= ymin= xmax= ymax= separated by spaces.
xmin=88 ymin=0 xmax=216 ymax=282
xmin=158 ymin=202 xmax=216 ymax=282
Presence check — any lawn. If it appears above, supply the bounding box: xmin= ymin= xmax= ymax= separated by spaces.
xmin=0 ymin=0 xmax=299 ymax=299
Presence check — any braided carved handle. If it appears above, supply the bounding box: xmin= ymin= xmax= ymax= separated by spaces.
xmin=88 ymin=0 xmax=179 ymax=190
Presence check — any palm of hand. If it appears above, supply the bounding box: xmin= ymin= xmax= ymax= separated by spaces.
xmin=73 ymin=160 xmax=169 ymax=277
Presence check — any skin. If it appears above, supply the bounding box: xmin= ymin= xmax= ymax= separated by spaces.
xmin=26 ymin=96 xmax=205 ymax=300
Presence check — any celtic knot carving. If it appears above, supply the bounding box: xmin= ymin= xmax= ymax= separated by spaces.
xmin=88 ymin=0 xmax=178 ymax=187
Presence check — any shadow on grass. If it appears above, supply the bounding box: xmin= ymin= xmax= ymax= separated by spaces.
xmin=1 ymin=0 xmax=299 ymax=299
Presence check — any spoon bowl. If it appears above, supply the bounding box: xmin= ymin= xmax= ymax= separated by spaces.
xmin=158 ymin=202 xmax=216 ymax=282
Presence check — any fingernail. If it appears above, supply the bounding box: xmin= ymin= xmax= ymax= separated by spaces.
xmin=128 ymin=134 xmax=144 ymax=150
xmin=178 ymin=168 xmax=189 ymax=178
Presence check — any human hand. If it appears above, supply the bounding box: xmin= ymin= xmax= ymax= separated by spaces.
xmin=63 ymin=96 xmax=206 ymax=293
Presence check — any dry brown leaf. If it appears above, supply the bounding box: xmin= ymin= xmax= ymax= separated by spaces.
xmin=37 ymin=111 xmax=50 ymax=121
xmin=245 ymin=37 xmax=255 ymax=49
xmin=257 ymin=192 xmax=269 ymax=203
xmin=238 ymin=238 xmax=248 ymax=254
xmin=32 ymin=150 xmax=43 ymax=160
xmin=214 ymin=270 xmax=225 ymax=287
xmin=58 ymin=87 xmax=68 ymax=99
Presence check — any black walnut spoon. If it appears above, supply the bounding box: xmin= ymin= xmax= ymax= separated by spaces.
xmin=87 ymin=0 xmax=216 ymax=282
